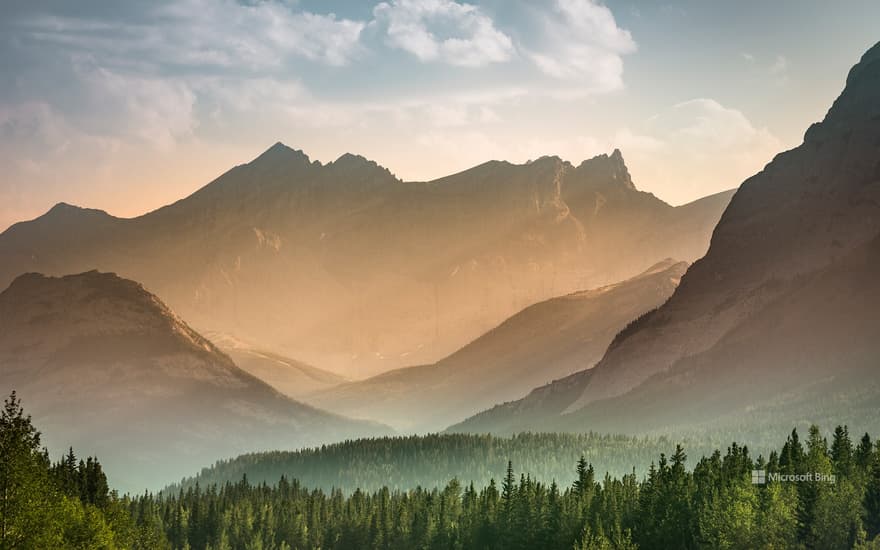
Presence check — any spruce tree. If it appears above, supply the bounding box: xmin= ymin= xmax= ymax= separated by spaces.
xmin=866 ymin=454 xmax=880 ymax=540
xmin=831 ymin=425 xmax=854 ymax=477
xmin=0 ymin=391 xmax=60 ymax=548
xmin=857 ymin=434 xmax=874 ymax=471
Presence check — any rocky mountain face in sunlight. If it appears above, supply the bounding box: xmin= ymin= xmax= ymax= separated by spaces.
xmin=452 ymin=41 xmax=880 ymax=438
xmin=0 ymin=147 xmax=733 ymax=377
xmin=0 ymin=271 xmax=390 ymax=492
xmin=204 ymin=331 xmax=349 ymax=398
xmin=305 ymin=260 xmax=687 ymax=431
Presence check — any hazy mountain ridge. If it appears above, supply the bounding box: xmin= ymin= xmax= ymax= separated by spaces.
xmin=452 ymin=41 xmax=880 ymax=437
xmin=205 ymin=331 xmax=349 ymax=398
xmin=0 ymin=270 xmax=391 ymax=492
xmin=0 ymin=148 xmax=733 ymax=377
xmin=306 ymin=260 xmax=688 ymax=431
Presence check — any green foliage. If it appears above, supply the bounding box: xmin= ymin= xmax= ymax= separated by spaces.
xmin=866 ymin=448 xmax=880 ymax=540
xmin=0 ymin=391 xmax=147 ymax=549
xmin=4 ymin=391 xmax=878 ymax=549
xmin=133 ymin=426 xmax=880 ymax=550
xmin=170 ymin=432 xmax=716 ymax=496
xmin=1 ymin=390 xmax=66 ymax=549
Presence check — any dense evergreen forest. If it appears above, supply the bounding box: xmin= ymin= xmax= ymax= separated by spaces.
xmin=171 ymin=432 xmax=727 ymax=495
xmin=5 ymin=391 xmax=880 ymax=549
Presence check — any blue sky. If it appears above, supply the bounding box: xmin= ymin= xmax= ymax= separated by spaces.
xmin=1 ymin=0 xmax=878 ymax=230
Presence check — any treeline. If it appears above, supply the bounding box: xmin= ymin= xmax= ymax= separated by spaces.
xmin=141 ymin=427 xmax=880 ymax=549
xmin=172 ymin=432 xmax=722 ymax=495
xmin=5 ymin=390 xmax=880 ymax=549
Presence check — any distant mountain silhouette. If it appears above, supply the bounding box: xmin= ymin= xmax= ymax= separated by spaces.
xmin=0 ymin=146 xmax=732 ymax=378
xmin=0 ymin=271 xmax=389 ymax=491
xmin=452 ymin=41 xmax=880 ymax=438
xmin=306 ymin=260 xmax=687 ymax=431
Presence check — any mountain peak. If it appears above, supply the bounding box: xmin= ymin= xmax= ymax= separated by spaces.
xmin=33 ymin=202 xmax=113 ymax=225
xmin=0 ymin=268 xmax=392 ymax=491
xmin=0 ymin=270 xmax=226 ymax=363
xmin=574 ymin=149 xmax=636 ymax=191
xmin=329 ymin=152 xmax=398 ymax=182
xmin=532 ymin=155 xmax=564 ymax=164
xmin=332 ymin=152 xmax=379 ymax=170
xmin=251 ymin=142 xmax=313 ymax=167
xmin=849 ymin=40 xmax=880 ymax=83
xmin=5 ymin=270 xmax=151 ymax=308
xmin=44 ymin=202 xmax=110 ymax=217
xmin=49 ymin=201 xmax=80 ymax=212
xmin=804 ymin=40 xmax=880 ymax=144
xmin=268 ymin=141 xmax=293 ymax=154
xmin=334 ymin=152 xmax=368 ymax=164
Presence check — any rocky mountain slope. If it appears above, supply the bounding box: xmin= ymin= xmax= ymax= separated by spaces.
xmin=0 ymin=148 xmax=733 ymax=377
xmin=452 ymin=41 xmax=880 ymax=438
xmin=306 ymin=260 xmax=687 ymax=431
xmin=0 ymin=271 xmax=389 ymax=491
xmin=204 ymin=332 xmax=348 ymax=398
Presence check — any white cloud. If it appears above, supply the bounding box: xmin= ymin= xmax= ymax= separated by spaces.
xmin=613 ymin=98 xmax=783 ymax=202
xmin=0 ymin=0 xmax=645 ymax=228
xmin=662 ymin=98 xmax=780 ymax=153
xmin=373 ymin=0 xmax=514 ymax=67
xmin=82 ymin=66 xmax=198 ymax=151
xmin=525 ymin=0 xmax=636 ymax=92
xmin=22 ymin=0 xmax=367 ymax=69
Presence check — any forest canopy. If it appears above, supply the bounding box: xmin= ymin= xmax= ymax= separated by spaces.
xmin=4 ymin=391 xmax=880 ymax=549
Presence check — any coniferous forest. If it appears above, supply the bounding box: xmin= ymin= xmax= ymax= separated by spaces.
xmin=170 ymin=432 xmax=721 ymax=496
xmin=4 ymin=391 xmax=880 ymax=550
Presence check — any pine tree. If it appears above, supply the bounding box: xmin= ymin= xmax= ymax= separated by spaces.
xmin=831 ymin=425 xmax=854 ymax=477
xmin=798 ymin=425 xmax=831 ymax=546
xmin=780 ymin=428 xmax=805 ymax=475
xmin=668 ymin=444 xmax=694 ymax=549
xmin=0 ymin=391 xmax=62 ymax=548
xmin=866 ymin=454 xmax=880 ymax=540
xmin=857 ymin=434 xmax=874 ymax=471
xmin=501 ymin=460 xmax=516 ymax=521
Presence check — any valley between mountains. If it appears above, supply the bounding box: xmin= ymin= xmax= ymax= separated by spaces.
xmin=2 ymin=41 xmax=879 ymax=499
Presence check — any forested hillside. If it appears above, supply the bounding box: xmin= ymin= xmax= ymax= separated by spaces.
xmin=170 ymin=432 xmax=720 ymax=495
xmin=138 ymin=428 xmax=880 ymax=549
xmin=6 ymin=391 xmax=880 ymax=549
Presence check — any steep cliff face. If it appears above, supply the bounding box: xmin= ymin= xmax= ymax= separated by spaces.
xmin=452 ymin=41 xmax=880 ymax=437
xmin=0 ymin=147 xmax=732 ymax=377
xmin=570 ymin=40 xmax=880 ymax=409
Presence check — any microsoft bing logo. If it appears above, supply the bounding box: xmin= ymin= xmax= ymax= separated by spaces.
xmin=751 ymin=469 xmax=766 ymax=485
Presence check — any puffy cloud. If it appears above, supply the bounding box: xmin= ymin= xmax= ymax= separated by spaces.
xmin=80 ymin=66 xmax=198 ymax=151
xmin=614 ymin=99 xmax=783 ymax=202
xmin=373 ymin=0 xmax=514 ymax=67
xmin=524 ymin=0 xmax=636 ymax=92
xmin=659 ymin=98 xmax=781 ymax=154
xmin=0 ymin=0 xmax=644 ymax=228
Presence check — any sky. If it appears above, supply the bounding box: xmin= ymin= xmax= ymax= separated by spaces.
xmin=1 ymin=0 xmax=879 ymax=231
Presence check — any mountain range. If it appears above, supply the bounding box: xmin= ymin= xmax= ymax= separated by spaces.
xmin=0 ymin=147 xmax=733 ymax=378
xmin=452 ymin=40 xmax=880 ymax=439
xmin=305 ymin=259 xmax=687 ymax=431
xmin=0 ymin=270 xmax=389 ymax=491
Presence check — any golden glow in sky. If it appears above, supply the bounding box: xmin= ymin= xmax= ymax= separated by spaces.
xmin=1 ymin=0 xmax=879 ymax=230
